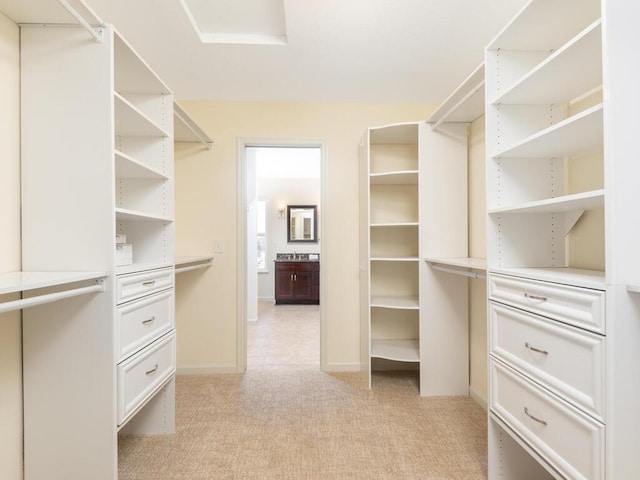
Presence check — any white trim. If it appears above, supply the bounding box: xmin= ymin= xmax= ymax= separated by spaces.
xmin=176 ymin=365 xmax=238 ymax=375
xmin=247 ymin=317 xmax=258 ymax=324
xmin=323 ymin=363 xmax=362 ymax=372
xmin=237 ymin=138 xmax=328 ymax=373
xmin=469 ymin=386 xmax=488 ymax=411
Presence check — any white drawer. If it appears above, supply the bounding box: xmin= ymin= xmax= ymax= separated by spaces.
xmin=117 ymin=331 xmax=176 ymax=426
xmin=116 ymin=289 xmax=174 ymax=361
xmin=116 ymin=267 xmax=174 ymax=305
xmin=490 ymin=301 xmax=605 ymax=420
xmin=490 ymin=359 xmax=604 ymax=480
xmin=489 ymin=273 xmax=605 ymax=334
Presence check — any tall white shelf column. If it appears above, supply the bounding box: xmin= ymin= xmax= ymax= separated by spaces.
xmin=359 ymin=121 xmax=468 ymax=396
xmin=20 ymin=24 xmax=176 ymax=479
xmin=485 ymin=0 xmax=640 ymax=478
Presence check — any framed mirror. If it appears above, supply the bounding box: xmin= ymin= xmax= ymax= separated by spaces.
xmin=287 ymin=205 xmax=318 ymax=243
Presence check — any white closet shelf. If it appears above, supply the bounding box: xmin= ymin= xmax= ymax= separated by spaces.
xmin=369 ymin=170 xmax=418 ymax=185
xmin=371 ymin=339 xmax=420 ymax=362
xmin=115 ymin=150 xmax=169 ymax=180
xmin=114 ymin=31 xmax=171 ymax=95
xmin=488 ymin=0 xmax=601 ymax=51
xmin=175 ymin=256 xmax=214 ymax=274
xmin=491 ymin=267 xmax=605 ymax=291
xmin=370 ymin=123 xmax=419 ymax=144
xmin=370 ymin=256 xmax=419 ymax=262
xmin=493 ymin=104 xmax=603 ymax=159
xmin=0 ymin=271 xmax=106 ymax=314
xmin=114 ymin=92 xmax=170 ymax=138
xmin=115 ymin=262 xmax=174 ymax=276
xmin=493 ymin=21 xmax=602 ymax=105
xmin=488 ymin=189 xmax=604 ymax=215
xmin=425 ymin=257 xmax=487 ymax=270
xmin=627 ymin=285 xmax=640 ymax=293
xmin=115 ymin=208 xmax=173 ymax=222
xmin=427 ymin=63 xmax=485 ymax=125
xmin=370 ymin=295 xmax=419 ymax=309
xmin=174 ymin=102 xmax=213 ymax=148
xmin=370 ymin=222 xmax=419 ymax=228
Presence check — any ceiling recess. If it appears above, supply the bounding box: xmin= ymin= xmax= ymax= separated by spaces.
xmin=179 ymin=0 xmax=287 ymax=45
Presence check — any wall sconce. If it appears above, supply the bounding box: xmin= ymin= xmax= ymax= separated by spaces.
xmin=277 ymin=203 xmax=286 ymax=219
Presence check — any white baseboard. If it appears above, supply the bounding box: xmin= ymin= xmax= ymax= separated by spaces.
xmin=322 ymin=362 xmax=361 ymax=372
xmin=469 ymin=386 xmax=488 ymax=411
xmin=176 ymin=364 xmax=239 ymax=375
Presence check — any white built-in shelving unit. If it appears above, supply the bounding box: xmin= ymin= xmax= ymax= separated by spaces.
xmin=360 ymin=120 xmax=468 ymax=396
xmin=20 ymin=23 xmax=176 ymax=479
xmin=485 ymin=0 xmax=640 ymax=478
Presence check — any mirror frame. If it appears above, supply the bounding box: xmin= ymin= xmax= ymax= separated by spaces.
xmin=287 ymin=205 xmax=318 ymax=243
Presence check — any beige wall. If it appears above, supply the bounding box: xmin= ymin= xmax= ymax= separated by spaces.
xmin=0 ymin=12 xmax=23 ymax=480
xmin=174 ymin=101 xmax=433 ymax=371
xmin=468 ymin=116 xmax=488 ymax=405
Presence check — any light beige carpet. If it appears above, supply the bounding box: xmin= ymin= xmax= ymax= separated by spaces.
xmin=118 ymin=370 xmax=487 ymax=479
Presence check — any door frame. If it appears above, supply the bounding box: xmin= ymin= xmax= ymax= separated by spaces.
xmin=236 ymin=138 xmax=328 ymax=372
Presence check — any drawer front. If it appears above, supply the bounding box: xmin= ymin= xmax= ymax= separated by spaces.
xmin=490 ymin=301 xmax=604 ymax=420
xmin=117 ymin=331 xmax=176 ymax=426
xmin=117 ymin=289 xmax=174 ymax=361
xmin=489 ymin=273 xmax=605 ymax=334
xmin=490 ymin=359 xmax=604 ymax=480
xmin=116 ymin=267 xmax=174 ymax=305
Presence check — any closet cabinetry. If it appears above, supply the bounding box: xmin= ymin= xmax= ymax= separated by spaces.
xmin=21 ymin=25 xmax=175 ymax=479
xmin=359 ymin=122 xmax=467 ymax=395
xmin=486 ymin=0 xmax=640 ymax=477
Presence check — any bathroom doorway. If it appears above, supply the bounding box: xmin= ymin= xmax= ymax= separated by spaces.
xmin=236 ymin=139 xmax=326 ymax=372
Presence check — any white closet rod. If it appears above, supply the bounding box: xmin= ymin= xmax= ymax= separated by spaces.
xmin=174 ymin=108 xmax=214 ymax=149
xmin=0 ymin=281 xmax=104 ymax=315
xmin=175 ymin=260 xmax=213 ymax=274
xmin=430 ymin=264 xmax=486 ymax=280
xmin=57 ymin=0 xmax=104 ymax=42
xmin=431 ymin=80 xmax=485 ymax=131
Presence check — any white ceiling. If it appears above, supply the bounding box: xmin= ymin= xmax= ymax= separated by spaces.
xmin=0 ymin=0 xmax=528 ymax=103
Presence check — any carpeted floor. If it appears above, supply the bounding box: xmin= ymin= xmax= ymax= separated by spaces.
xmin=118 ymin=370 xmax=487 ymax=479
xmin=118 ymin=303 xmax=487 ymax=479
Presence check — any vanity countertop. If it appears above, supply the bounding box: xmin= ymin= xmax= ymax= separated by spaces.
xmin=275 ymin=253 xmax=319 ymax=262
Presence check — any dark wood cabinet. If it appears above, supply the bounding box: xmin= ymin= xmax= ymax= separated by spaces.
xmin=275 ymin=261 xmax=320 ymax=304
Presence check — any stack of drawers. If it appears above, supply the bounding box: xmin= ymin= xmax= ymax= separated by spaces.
xmin=488 ymin=273 xmax=606 ymax=479
xmin=115 ymin=267 xmax=176 ymax=427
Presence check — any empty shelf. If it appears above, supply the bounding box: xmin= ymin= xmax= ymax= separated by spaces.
xmin=114 ymin=93 xmax=170 ymax=138
xmin=175 ymin=256 xmax=214 ymax=274
xmin=115 ymin=150 xmax=168 ymax=180
xmin=370 ymin=296 xmax=419 ymax=309
xmin=488 ymin=189 xmax=604 ymax=215
xmin=370 ymin=170 xmax=418 ymax=185
xmin=115 ymin=208 xmax=173 ymax=222
xmin=427 ymin=63 xmax=485 ymax=124
xmin=174 ymin=101 xmax=213 ymax=148
xmin=371 ymin=339 xmax=420 ymax=362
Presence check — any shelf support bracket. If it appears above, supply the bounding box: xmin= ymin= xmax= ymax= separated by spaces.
xmin=56 ymin=0 xmax=105 ymax=42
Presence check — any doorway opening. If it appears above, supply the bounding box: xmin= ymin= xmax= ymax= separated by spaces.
xmin=236 ymin=139 xmax=326 ymax=373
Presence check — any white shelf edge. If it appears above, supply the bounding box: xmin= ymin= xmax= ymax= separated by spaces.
xmin=369 ymin=222 xmax=419 ymax=228
xmin=370 ymin=339 xmax=420 ymax=362
xmin=489 ymin=267 xmax=605 ymax=291
xmin=0 ymin=271 xmax=107 ymax=295
xmin=493 ymin=103 xmax=603 ymax=159
xmin=488 ymin=189 xmax=604 ymax=215
xmin=370 ymin=296 xmax=419 ymax=309
xmin=492 ymin=20 xmax=602 ymax=105
xmin=115 ymin=263 xmax=174 ymax=276
xmin=114 ymin=92 xmax=171 ymax=138
xmin=370 ymin=170 xmax=418 ymax=177
xmin=627 ymin=285 xmax=640 ymax=293
xmin=426 ymin=62 xmax=485 ymax=125
xmin=115 ymin=208 xmax=173 ymax=222
xmin=174 ymin=101 xmax=213 ymax=148
xmin=425 ymin=257 xmax=487 ymax=279
xmin=0 ymin=271 xmax=107 ymax=314
xmin=115 ymin=149 xmax=169 ymax=180
xmin=370 ymin=257 xmax=420 ymax=262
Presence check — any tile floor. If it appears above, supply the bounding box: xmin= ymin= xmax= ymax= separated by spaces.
xmin=247 ymin=300 xmax=320 ymax=370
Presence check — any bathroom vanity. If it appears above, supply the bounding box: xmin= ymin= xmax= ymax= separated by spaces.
xmin=274 ymin=254 xmax=320 ymax=304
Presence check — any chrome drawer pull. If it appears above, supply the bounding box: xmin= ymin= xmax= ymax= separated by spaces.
xmin=142 ymin=316 xmax=156 ymax=325
xmin=525 ymin=342 xmax=548 ymax=355
xmin=524 ymin=407 xmax=548 ymax=426
xmin=524 ymin=292 xmax=547 ymax=302
xmin=142 ymin=280 xmax=156 ymax=287
xmin=145 ymin=364 xmax=159 ymax=375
